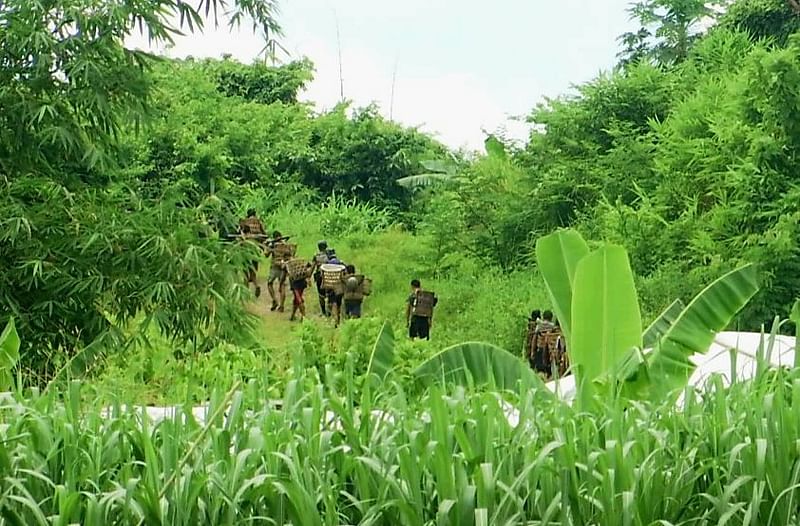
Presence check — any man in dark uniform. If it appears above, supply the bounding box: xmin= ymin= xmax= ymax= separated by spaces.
xmin=406 ymin=279 xmax=437 ymax=340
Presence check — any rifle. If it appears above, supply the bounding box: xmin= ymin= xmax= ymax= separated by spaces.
xmin=266 ymin=235 xmax=292 ymax=248
xmin=222 ymin=233 xmax=293 ymax=241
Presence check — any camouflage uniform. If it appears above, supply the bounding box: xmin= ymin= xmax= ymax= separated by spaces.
xmin=239 ymin=216 xmax=265 ymax=274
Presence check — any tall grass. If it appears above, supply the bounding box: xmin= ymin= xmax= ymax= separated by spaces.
xmin=3 ymin=361 xmax=800 ymax=524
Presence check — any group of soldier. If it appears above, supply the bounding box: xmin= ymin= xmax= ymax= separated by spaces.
xmin=237 ymin=209 xmax=371 ymax=325
xmin=236 ymin=208 xmax=442 ymax=338
xmin=524 ymin=309 xmax=570 ymax=380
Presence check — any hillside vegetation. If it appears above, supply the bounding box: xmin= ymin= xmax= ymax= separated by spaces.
xmin=2 ymin=0 xmax=800 ymax=523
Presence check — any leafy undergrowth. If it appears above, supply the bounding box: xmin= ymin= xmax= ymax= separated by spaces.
xmin=3 ymin=365 xmax=800 ymax=524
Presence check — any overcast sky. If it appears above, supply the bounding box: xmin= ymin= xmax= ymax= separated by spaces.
xmin=129 ymin=0 xmax=638 ymax=151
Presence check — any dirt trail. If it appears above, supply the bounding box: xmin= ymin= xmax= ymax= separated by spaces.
xmin=244 ymin=278 xmax=333 ymax=349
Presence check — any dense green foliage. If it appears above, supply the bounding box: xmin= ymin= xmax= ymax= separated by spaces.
xmin=0 ymin=0 xmax=284 ymax=375
xmin=504 ymin=20 xmax=800 ymax=327
xmin=0 ymin=10 xmax=442 ymax=376
xmin=2 ymin=0 xmax=800 ymax=522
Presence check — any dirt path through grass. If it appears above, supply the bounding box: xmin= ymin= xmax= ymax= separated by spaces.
xmin=245 ymin=277 xmax=335 ymax=351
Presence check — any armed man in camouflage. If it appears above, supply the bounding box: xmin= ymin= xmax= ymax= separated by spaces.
xmin=238 ymin=208 xmax=266 ymax=298
xmin=266 ymin=230 xmax=292 ymax=312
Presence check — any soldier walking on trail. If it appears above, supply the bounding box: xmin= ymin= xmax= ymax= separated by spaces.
xmin=406 ymin=279 xmax=437 ymax=340
xmin=289 ymin=262 xmax=312 ymax=322
xmin=325 ymin=250 xmax=345 ymax=327
xmin=266 ymin=230 xmax=292 ymax=312
xmin=343 ymin=264 xmax=370 ymax=320
xmin=524 ymin=309 xmax=541 ymax=360
xmin=530 ymin=310 xmax=564 ymax=378
xmin=310 ymin=240 xmax=331 ymax=316
xmin=238 ymin=208 xmax=266 ymax=298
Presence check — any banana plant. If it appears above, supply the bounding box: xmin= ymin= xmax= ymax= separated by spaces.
xmin=536 ymin=229 xmax=760 ymax=404
xmin=569 ymin=244 xmax=642 ymax=403
xmin=534 ymin=229 xmax=588 ymax=342
xmin=367 ymin=229 xmax=758 ymax=404
xmin=396 ymin=134 xmax=507 ymax=189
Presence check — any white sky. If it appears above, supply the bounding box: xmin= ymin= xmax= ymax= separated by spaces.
xmin=129 ymin=0 xmax=638 ymax=151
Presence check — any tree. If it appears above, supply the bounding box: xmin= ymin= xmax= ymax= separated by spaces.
xmin=296 ymin=103 xmax=446 ymax=211
xmin=618 ymin=0 xmax=714 ymax=67
xmin=719 ymin=0 xmax=800 ymax=45
xmin=0 ymin=0 xmax=282 ymax=377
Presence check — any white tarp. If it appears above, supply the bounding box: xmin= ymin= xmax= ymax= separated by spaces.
xmin=544 ymin=331 xmax=797 ymax=404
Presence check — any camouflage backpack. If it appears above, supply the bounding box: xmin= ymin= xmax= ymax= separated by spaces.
xmin=240 ymin=217 xmax=265 ymax=236
xmin=532 ymin=327 xmax=564 ymax=377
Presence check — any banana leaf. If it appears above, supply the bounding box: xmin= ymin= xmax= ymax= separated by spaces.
xmin=643 ymin=299 xmax=686 ymax=348
xmin=413 ymin=342 xmax=546 ymax=397
xmin=535 ymin=229 xmax=589 ymax=342
xmin=366 ymin=321 xmax=394 ymax=382
xmin=420 ymin=159 xmax=457 ymax=174
xmin=643 ymin=264 xmax=759 ymax=400
xmin=396 ymin=173 xmax=456 ymax=188
xmin=571 ymin=245 xmax=642 ymax=387
xmin=791 ymin=299 xmax=800 ymax=368
xmin=0 ymin=318 xmax=20 ymax=391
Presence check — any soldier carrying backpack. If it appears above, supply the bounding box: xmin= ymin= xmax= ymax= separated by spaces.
xmin=342 ymin=264 xmax=370 ymax=320
xmin=406 ymin=279 xmax=438 ymax=340
xmin=238 ymin=208 xmax=266 ymax=298
xmin=310 ymin=240 xmax=331 ymax=316
xmin=528 ymin=311 xmax=570 ymax=379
